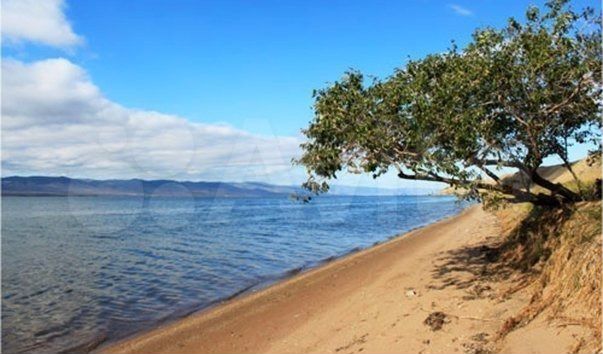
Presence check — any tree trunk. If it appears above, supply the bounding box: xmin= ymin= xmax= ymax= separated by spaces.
xmin=396 ymin=170 xmax=562 ymax=206
xmin=529 ymin=170 xmax=583 ymax=202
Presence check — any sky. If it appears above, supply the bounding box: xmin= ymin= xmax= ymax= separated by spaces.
xmin=1 ymin=0 xmax=600 ymax=190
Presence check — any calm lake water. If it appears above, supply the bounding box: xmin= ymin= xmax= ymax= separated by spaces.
xmin=2 ymin=195 xmax=466 ymax=353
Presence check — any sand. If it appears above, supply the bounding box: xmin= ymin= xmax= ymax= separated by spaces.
xmin=100 ymin=205 xmax=586 ymax=354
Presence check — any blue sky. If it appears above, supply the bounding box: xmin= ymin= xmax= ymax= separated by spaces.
xmin=7 ymin=0 xmax=598 ymax=136
xmin=1 ymin=0 xmax=599 ymax=188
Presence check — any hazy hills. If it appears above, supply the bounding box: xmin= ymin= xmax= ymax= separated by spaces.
xmin=1 ymin=176 xmax=438 ymax=197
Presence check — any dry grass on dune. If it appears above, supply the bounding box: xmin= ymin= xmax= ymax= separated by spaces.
xmin=434 ymin=158 xmax=602 ymax=353
xmin=493 ymin=201 xmax=602 ymax=353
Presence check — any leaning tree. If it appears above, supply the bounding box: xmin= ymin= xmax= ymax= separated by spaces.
xmin=297 ymin=0 xmax=601 ymax=206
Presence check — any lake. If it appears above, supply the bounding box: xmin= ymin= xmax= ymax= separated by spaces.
xmin=2 ymin=195 xmax=466 ymax=353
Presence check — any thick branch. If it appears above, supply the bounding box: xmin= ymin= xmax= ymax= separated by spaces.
xmin=557 ymin=152 xmax=585 ymax=194
xmin=478 ymin=157 xmax=582 ymax=203
xmin=479 ymin=166 xmax=501 ymax=184
xmin=392 ymin=153 xmax=580 ymax=204
xmin=395 ymin=170 xmax=560 ymax=205
xmin=529 ymin=170 xmax=583 ymax=202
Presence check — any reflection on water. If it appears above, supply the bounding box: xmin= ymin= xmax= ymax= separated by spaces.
xmin=2 ymin=195 xmax=466 ymax=353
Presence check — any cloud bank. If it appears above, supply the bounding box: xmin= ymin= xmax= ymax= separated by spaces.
xmin=1 ymin=58 xmax=302 ymax=182
xmin=2 ymin=0 xmax=82 ymax=48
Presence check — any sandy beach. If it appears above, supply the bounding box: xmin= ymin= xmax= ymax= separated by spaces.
xmin=100 ymin=201 xmax=599 ymax=354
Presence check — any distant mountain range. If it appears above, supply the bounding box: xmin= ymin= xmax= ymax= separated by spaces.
xmin=1 ymin=176 xmax=439 ymax=197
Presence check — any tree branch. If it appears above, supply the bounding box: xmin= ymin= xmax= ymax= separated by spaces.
xmin=395 ymin=168 xmax=560 ymax=206
xmin=479 ymin=158 xmax=526 ymax=170
xmin=557 ymin=152 xmax=585 ymax=195
xmin=479 ymin=166 xmax=502 ymax=184
xmin=529 ymin=170 xmax=583 ymax=202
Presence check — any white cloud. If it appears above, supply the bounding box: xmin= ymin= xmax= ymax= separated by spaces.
xmin=2 ymin=0 xmax=83 ymax=48
xmin=449 ymin=4 xmax=473 ymax=17
xmin=1 ymin=58 xmax=303 ymax=183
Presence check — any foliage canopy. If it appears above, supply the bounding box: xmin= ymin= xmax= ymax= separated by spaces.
xmin=297 ymin=0 xmax=601 ymax=206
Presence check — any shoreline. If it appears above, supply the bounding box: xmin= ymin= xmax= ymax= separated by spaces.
xmin=99 ymin=205 xmax=481 ymax=354
xmin=85 ymin=204 xmax=469 ymax=353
